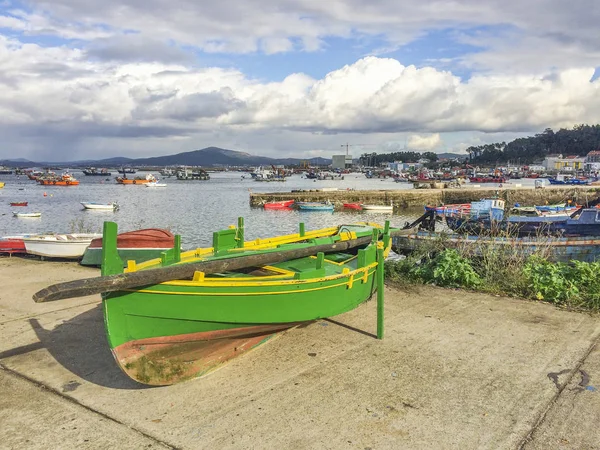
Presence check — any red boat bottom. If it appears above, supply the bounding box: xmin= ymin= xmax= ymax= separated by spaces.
xmin=112 ymin=323 xmax=304 ymax=385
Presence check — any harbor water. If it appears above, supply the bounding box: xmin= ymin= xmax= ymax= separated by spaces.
xmin=0 ymin=171 xmax=524 ymax=248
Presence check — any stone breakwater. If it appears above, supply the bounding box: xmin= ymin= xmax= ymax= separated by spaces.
xmin=250 ymin=186 xmax=600 ymax=209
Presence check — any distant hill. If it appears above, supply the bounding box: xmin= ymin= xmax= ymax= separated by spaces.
xmin=131 ymin=147 xmax=331 ymax=166
xmin=0 ymin=147 xmax=331 ymax=167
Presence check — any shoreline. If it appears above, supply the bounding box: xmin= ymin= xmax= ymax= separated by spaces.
xmin=2 ymin=257 xmax=600 ymax=448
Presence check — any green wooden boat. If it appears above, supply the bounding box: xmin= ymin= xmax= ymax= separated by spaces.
xmin=100 ymin=218 xmax=393 ymax=385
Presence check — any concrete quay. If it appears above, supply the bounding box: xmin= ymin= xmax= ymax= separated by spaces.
xmin=249 ymin=185 xmax=600 ymax=208
xmin=2 ymin=256 xmax=600 ymax=449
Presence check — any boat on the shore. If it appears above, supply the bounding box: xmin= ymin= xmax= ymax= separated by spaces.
xmin=263 ymin=199 xmax=294 ymax=209
xmin=468 ymin=175 xmax=507 ymax=183
xmin=13 ymin=212 xmax=41 ymax=218
xmin=98 ymin=219 xmax=393 ymax=385
xmin=392 ymin=231 xmax=600 ymax=263
xmin=547 ymin=175 xmax=590 ymax=185
xmin=10 ymin=201 xmax=28 ymax=207
xmin=446 ymin=208 xmax=600 ymax=237
xmin=81 ymin=202 xmax=119 ymax=211
xmin=81 ymin=228 xmax=175 ymax=266
xmin=296 ymin=201 xmax=334 ymax=211
xmin=0 ymin=235 xmax=28 ymax=254
xmin=22 ymin=233 xmax=101 ymax=258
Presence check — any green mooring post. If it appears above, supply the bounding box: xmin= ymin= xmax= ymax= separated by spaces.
xmin=299 ymin=222 xmax=305 ymax=237
xmin=376 ymin=245 xmax=385 ymax=339
xmin=237 ymin=217 xmax=245 ymax=248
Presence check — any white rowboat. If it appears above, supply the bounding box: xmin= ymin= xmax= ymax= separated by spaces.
xmin=81 ymin=202 xmax=119 ymax=210
xmin=13 ymin=212 xmax=41 ymax=218
xmin=145 ymin=182 xmax=167 ymax=188
xmin=22 ymin=233 xmax=102 ymax=258
xmin=361 ymin=204 xmax=393 ymax=212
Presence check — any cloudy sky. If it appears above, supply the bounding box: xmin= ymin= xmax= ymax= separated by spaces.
xmin=0 ymin=0 xmax=599 ymax=161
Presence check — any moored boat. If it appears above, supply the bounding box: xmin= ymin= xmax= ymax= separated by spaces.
xmin=38 ymin=173 xmax=80 ymax=186
xmin=97 ymin=219 xmax=393 ymax=385
xmin=10 ymin=201 xmax=28 ymax=207
xmin=81 ymin=202 xmax=119 ymax=210
xmin=362 ymin=204 xmax=393 ymax=212
xmin=145 ymin=181 xmax=167 ymax=188
xmin=13 ymin=212 xmax=41 ymax=218
xmin=263 ymin=199 xmax=295 ymax=209
xmin=81 ymin=228 xmax=176 ymax=266
xmin=296 ymin=201 xmax=334 ymax=211
xmin=22 ymin=233 xmax=102 ymax=258
xmin=116 ymin=173 xmax=155 ymax=185
xmin=343 ymin=202 xmax=363 ymax=210
xmin=83 ymin=167 xmax=112 ymax=176
xmin=0 ymin=182 xmax=4 ymax=188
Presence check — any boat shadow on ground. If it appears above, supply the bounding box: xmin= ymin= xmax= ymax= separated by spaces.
xmin=7 ymin=306 xmax=149 ymax=390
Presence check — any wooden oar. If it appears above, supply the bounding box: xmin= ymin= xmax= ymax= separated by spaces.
xmin=33 ymin=235 xmax=376 ymax=303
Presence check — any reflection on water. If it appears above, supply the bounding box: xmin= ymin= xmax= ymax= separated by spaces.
xmin=0 ymin=171 xmax=532 ymax=248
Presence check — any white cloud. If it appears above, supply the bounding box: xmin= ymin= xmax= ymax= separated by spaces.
xmin=0 ymin=31 xmax=599 ymax=160
xmin=407 ymin=134 xmax=442 ymax=151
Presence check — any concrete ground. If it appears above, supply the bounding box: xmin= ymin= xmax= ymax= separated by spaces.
xmin=1 ymin=256 xmax=599 ymax=449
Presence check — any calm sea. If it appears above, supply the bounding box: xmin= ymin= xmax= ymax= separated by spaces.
xmin=0 ymin=171 xmax=527 ymax=248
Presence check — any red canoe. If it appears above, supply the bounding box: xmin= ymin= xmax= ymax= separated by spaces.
xmin=264 ymin=199 xmax=295 ymax=209
xmin=343 ymin=202 xmax=363 ymax=210
xmin=10 ymin=202 xmax=28 ymax=206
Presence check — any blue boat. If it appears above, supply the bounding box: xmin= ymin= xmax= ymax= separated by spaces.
xmin=392 ymin=231 xmax=600 ymax=263
xmin=296 ymin=201 xmax=334 ymax=212
xmin=547 ymin=175 xmax=590 ymax=185
xmin=446 ymin=208 xmax=600 ymax=237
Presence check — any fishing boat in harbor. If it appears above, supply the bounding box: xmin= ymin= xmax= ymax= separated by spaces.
xmin=263 ymin=199 xmax=295 ymax=209
xmin=38 ymin=173 xmax=80 ymax=186
xmin=81 ymin=228 xmax=175 ymax=266
xmin=83 ymin=167 xmax=112 ymax=176
xmin=13 ymin=212 xmax=41 ymax=218
xmin=10 ymin=201 xmax=28 ymax=207
xmin=81 ymin=202 xmax=119 ymax=211
xmin=547 ymin=175 xmax=590 ymax=185
xmin=22 ymin=233 xmax=101 ymax=258
xmin=116 ymin=173 xmax=155 ymax=185
xmin=91 ymin=219 xmax=392 ymax=385
xmin=117 ymin=168 xmax=137 ymax=174
xmin=343 ymin=202 xmax=363 ymax=210
xmin=296 ymin=201 xmax=334 ymax=211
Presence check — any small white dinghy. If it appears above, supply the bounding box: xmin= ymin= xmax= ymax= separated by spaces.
xmin=361 ymin=204 xmax=394 ymax=212
xmin=145 ymin=182 xmax=167 ymax=188
xmin=22 ymin=233 xmax=102 ymax=259
xmin=13 ymin=212 xmax=41 ymax=218
xmin=81 ymin=202 xmax=119 ymax=210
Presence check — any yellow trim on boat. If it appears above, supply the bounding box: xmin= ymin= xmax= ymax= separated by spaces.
xmin=161 ymin=264 xmax=377 ymax=288
xmin=129 ymin=268 xmax=377 ymax=295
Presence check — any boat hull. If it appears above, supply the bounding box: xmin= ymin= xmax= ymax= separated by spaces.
xmin=23 ymin=234 xmax=101 ymax=258
xmin=264 ymin=200 xmax=294 ymax=209
xmin=103 ymin=260 xmax=378 ymax=385
xmin=393 ymin=232 xmax=600 ymax=263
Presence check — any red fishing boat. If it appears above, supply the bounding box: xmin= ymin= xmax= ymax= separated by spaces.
xmin=263 ymin=199 xmax=295 ymax=209
xmin=81 ymin=228 xmax=176 ymax=266
xmin=10 ymin=201 xmax=28 ymax=206
xmin=343 ymin=202 xmax=363 ymax=210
